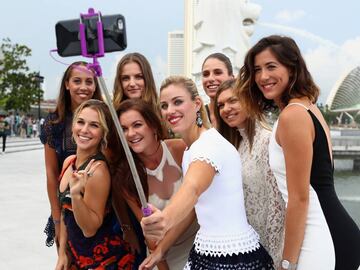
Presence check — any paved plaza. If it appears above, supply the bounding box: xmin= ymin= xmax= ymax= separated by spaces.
xmin=0 ymin=148 xmax=57 ymax=269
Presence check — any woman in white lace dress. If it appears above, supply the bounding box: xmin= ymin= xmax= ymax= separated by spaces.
xmin=116 ymin=99 xmax=198 ymax=270
xmin=141 ymin=76 xmax=274 ymax=270
xmin=214 ymin=79 xmax=285 ymax=266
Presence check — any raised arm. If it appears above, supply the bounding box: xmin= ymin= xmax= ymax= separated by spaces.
xmin=277 ymin=107 xmax=313 ymax=265
xmin=70 ymin=160 xmax=110 ymax=237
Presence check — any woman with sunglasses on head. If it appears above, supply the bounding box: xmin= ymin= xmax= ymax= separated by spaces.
xmin=141 ymin=76 xmax=274 ymax=270
xmin=237 ymin=35 xmax=360 ymax=270
xmin=55 ymin=99 xmax=135 ymax=270
xmin=214 ymin=78 xmax=285 ymax=267
xmin=115 ymin=99 xmax=198 ymax=270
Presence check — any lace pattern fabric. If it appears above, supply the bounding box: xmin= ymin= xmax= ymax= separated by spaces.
xmin=191 ymin=157 xmax=219 ymax=173
xmin=238 ymin=122 xmax=285 ymax=266
xmin=194 ymin=225 xmax=260 ymax=257
xmin=184 ymin=243 xmax=274 ymax=270
xmin=40 ymin=112 xmax=76 ymax=167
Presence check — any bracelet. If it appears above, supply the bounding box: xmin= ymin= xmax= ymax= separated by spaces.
xmin=121 ymin=224 xmax=132 ymax=233
xmin=53 ymin=219 xmax=60 ymax=225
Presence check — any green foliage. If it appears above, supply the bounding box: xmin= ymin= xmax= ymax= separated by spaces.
xmin=318 ymin=103 xmax=338 ymax=125
xmin=0 ymin=38 xmax=43 ymax=112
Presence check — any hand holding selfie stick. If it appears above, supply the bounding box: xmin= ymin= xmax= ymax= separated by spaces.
xmin=77 ymin=8 xmax=151 ymax=216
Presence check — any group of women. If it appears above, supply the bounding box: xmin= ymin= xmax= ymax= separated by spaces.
xmin=40 ymin=35 xmax=360 ymax=270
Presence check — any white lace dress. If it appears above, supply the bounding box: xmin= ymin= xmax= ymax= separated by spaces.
xmin=238 ymin=122 xmax=285 ymax=266
xmin=147 ymin=141 xmax=199 ymax=270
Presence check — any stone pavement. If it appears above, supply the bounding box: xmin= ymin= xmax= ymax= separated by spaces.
xmin=0 ymin=148 xmax=57 ymax=269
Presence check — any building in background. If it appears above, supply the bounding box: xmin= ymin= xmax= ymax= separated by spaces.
xmin=167 ymin=31 xmax=185 ymax=76
xmin=326 ymin=66 xmax=360 ymax=125
xmin=183 ymin=0 xmax=261 ymax=102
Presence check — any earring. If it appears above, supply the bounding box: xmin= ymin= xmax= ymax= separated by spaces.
xmin=196 ymin=111 xmax=203 ymax=127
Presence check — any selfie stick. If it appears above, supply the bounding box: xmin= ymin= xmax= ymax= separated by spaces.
xmin=79 ymin=8 xmax=151 ymax=216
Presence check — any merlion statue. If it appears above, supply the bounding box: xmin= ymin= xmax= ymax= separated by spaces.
xmin=191 ymin=0 xmax=261 ymax=82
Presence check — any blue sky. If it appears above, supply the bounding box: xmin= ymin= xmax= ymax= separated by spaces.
xmin=1 ymin=0 xmax=360 ymax=103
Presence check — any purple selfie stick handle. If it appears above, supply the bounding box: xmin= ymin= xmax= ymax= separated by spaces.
xmin=142 ymin=207 xmax=152 ymax=217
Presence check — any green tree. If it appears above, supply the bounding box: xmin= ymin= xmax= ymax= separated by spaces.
xmin=0 ymin=38 xmax=43 ymax=112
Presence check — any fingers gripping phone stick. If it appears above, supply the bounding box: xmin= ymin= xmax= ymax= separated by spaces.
xmin=78 ymin=8 xmax=151 ymax=217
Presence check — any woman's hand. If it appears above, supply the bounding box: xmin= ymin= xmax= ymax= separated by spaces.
xmin=140 ymin=204 xmax=168 ymax=243
xmin=69 ymin=159 xmax=101 ymax=197
xmin=55 ymin=252 xmax=68 ymax=270
xmin=139 ymin=247 xmax=165 ymax=270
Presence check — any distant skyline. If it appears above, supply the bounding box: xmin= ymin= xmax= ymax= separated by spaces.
xmin=1 ymin=0 xmax=360 ymax=104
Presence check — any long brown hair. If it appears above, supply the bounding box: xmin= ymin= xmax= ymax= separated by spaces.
xmin=113 ymin=53 xmax=158 ymax=113
xmin=53 ymin=61 xmax=102 ymax=123
xmin=236 ymin=35 xmax=319 ymax=120
xmin=214 ymin=79 xmax=256 ymax=150
xmin=112 ymin=99 xmax=166 ymax=205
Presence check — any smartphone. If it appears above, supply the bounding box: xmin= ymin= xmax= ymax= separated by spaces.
xmin=55 ymin=14 xmax=127 ymax=57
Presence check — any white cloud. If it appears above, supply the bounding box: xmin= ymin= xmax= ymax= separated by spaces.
xmin=275 ymin=9 xmax=306 ymax=23
xmin=304 ymin=36 xmax=360 ymax=103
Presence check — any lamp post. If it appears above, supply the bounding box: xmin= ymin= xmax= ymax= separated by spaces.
xmin=34 ymin=72 xmax=44 ymax=120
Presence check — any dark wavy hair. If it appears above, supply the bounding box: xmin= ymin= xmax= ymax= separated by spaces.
xmin=112 ymin=99 xmax=166 ymax=206
xmin=236 ymin=35 xmax=319 ymax=120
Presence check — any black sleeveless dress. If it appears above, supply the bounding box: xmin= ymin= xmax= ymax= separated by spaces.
xmin=308 ymin=110 xmax=360 ymax=270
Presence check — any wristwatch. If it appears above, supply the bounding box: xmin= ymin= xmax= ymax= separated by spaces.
xmin=281 ymin=259 xmax=297 ymax=270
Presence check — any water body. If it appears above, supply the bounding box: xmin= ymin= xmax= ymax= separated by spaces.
xmin=334 ymin=171 xmax=360 ymax=227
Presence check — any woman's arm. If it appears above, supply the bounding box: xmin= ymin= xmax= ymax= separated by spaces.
xmin=70 ymin=160 xmax=110 ymax=237
xmin=277 ymin=107 xmax=313 ymax=265
xmin=141 ymin=161 xmax=215 ymax=242
xmin=55 ymin=212 xmax=68 ymax=270
xmin=44 ymin=145 xmax=61 ymax=234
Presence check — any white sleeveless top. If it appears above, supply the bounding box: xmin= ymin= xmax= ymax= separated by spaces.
xmin=147 ymin=140 xmax=183 ymax=210
xmin=182 ymin=128 xmax=260 ymax=257
xmin=146 ymin=140 xmax=198 ymax=269
xmin=268 ymin=103 xmax=335 ymax=270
